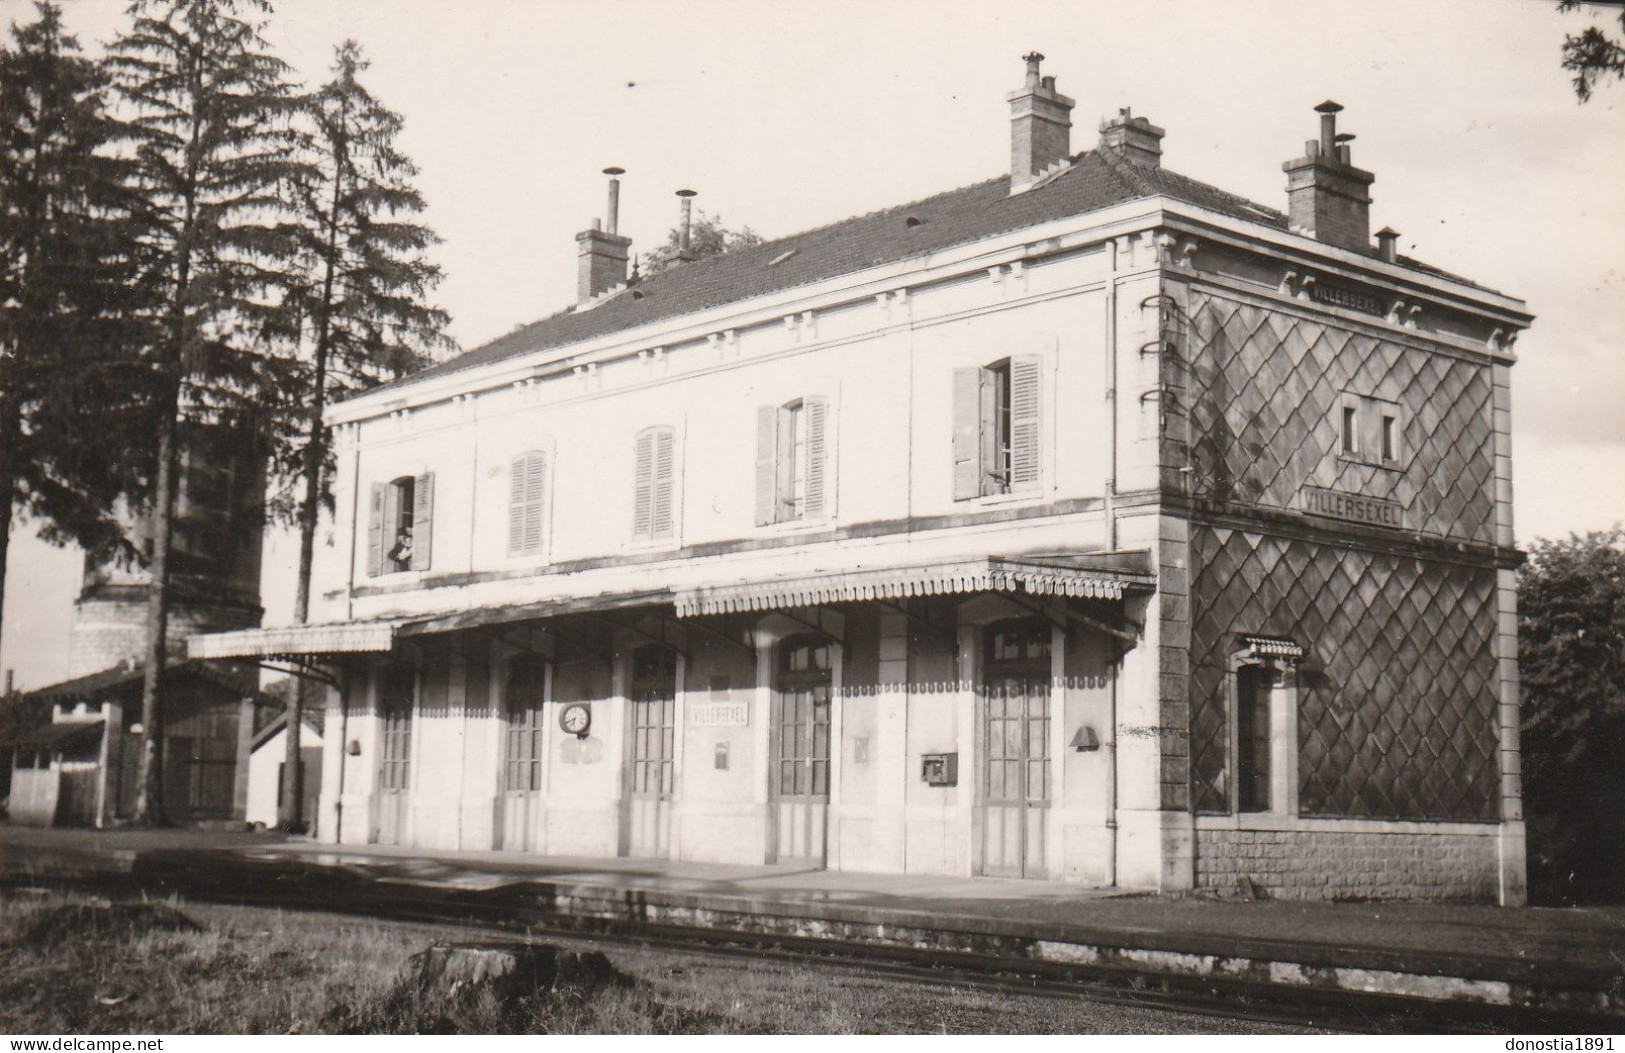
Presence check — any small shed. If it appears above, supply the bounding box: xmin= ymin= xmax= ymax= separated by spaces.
xmin=246 ymin=710 xmax=324 ymax=832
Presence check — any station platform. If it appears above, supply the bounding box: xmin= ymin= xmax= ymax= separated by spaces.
xmin=2 ymin=825 xmax=1620 ymax=1025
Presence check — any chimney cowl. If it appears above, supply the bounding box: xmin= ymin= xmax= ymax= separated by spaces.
xmin=1007 ymin=51 xmax=1074 ymax=192
xmin=1099 ymin=107 xmax=1165 ymax=169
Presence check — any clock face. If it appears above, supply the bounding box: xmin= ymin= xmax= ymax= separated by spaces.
xmin=560 ymin=703 xmax=591 ymax=737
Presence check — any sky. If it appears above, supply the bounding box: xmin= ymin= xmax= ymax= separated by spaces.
xmin=2 ymin=0 xmax=1623 ymax=690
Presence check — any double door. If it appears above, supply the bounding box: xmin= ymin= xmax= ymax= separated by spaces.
xmin=373 ymin=664 xmax=415 ymax=846
xmin=772 ymin=637 xmax=832 ymax=867
xmin=980 ymin=620 xmax=1052 ymax=879
xmin=498 ymin=655 xmax=547 ymax=852
xmin=626 ymin=647 xmax=677 ymax=859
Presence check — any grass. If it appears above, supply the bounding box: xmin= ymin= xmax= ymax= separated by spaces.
xmin=0 ymin=889 xmax=1313 ymax=1035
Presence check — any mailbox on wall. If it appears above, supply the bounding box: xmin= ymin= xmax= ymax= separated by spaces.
xmin=921 ymin=752 xmax=958 ymax=787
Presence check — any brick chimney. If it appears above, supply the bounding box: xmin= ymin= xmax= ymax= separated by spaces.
xmin=576 ymin=166 xmax=632 ymax=304
xmin=1008 ymin=52 xmax=1074 ymax=192
xmin=1099 ymin=107 xmax=1164 ymax=168
xmin=1282 ymin=101 xmax=1374 ymax=253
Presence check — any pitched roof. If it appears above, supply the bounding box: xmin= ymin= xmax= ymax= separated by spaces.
xmin=376 ymin=148 xmax=1490 ymax=397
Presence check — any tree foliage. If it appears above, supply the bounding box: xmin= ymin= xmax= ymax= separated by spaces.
xmin=280 ymin=39 xmax=451 ymax=617
xmin=276 ymin=39 xmax=451 ymax=828
xmin=107 ymin=0 xmax=313 ymax=823
xmin=1518 ymin=528 xmax=1625 ymax=904
xmin=641 ymin=210 xmax=762 ymax=274
xmin=1557 ymin=0 xmax=1625 ymax=102
xmin=0 ymin=2 xmax=148 ymax=651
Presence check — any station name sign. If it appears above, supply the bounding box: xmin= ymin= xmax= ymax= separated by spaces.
xmin=1309 ymin=279 xmax=1386 ymax=318
xmin=689 ymin=702 xmax=749 ymax=727
xmin=1300 ymin=485 xmax=1405 ymax=529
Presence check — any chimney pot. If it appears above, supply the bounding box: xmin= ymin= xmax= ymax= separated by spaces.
xmin=1007 ymin=52 xmax=1074 ymax=192
xmin=1375 ymin=226 xmax=1401 ymax=263
xmin=675 ymin=188 xmax=699 ymax=263
xmin=603 ymin=166 xmax=625 ymax=235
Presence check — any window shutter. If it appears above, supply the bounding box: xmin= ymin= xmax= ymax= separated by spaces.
xmin=411 ymin=472 xmax=434 ymax=571
xmin=803 ymin=396 xmax=829 ymax=521
xmin=1009 ymin=355 xmax=1043 ymax=489
xmin=509 ymin=452 xmax=547 ymax=555
xmin=632 ymin=430 xmax=654 ymax=539
xmin=366 ymin=482 xmax=385 ymax=577
xmin=651 ymin=428 xmax=675 ymax=540
xmin=952 ymin=367 xmax=984 ymax=500
xmin=755 ymin=406 xmax=779 ymax=526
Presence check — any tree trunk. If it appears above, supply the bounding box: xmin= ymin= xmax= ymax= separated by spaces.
xmin=0 ymin=395 xmax=16 ymax=667
xmin=134 ymin=392 xmax=178 ymax=826
xmin=283 ymin=136 xmax=346 ymax=832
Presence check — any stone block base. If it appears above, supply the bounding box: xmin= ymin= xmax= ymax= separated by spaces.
xmin=1194 ymin=823 xmax=1500 ymax=901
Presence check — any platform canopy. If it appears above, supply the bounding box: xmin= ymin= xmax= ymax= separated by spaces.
xmin=188 ymin=620 xmax=400 ymax=660
xmin=674 ymin=556 xmax=1155 ymax=618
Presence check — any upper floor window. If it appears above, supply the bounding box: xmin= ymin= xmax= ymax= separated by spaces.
xmin=632 ymin=425 xmax=677 ymax=542
xmin=756 ymin=397 xmax=830 ymax=526
xmin=367 ymin=472 xmax=434 ymax=576
xmin=508 ymin=450 xmax=549 ymax=557
xmin=1338 ymin=392 xmax=1405 ymax=469
xmin=954 ymin=356 xmax=1042 ymax=500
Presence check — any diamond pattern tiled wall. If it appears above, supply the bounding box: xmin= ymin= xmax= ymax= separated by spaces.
xmin=1181 ymin=293 xmax=1495 ymax=544
xmin=1180 ymin=291 xmax=1501 ymax=822
xmin=1187 ymin=525 xmax=1500 ymax=821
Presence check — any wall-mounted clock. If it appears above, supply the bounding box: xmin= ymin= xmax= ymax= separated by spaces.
xmin=559 ymin=702 xmax=591 ymax=739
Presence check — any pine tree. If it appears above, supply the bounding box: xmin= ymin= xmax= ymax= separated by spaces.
xmin=276 ymin=39 xmax=450 ymax=830
xmin=0 ymin=2 xmax=148 ymax=658
xmin=107 ymin=0 xmax=311 ymax=824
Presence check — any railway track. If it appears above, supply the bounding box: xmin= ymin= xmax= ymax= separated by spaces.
xmin=2 ymin=858 xmax=1613 ymax=1034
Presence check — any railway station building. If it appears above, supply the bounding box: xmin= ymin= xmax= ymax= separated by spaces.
xmin=193 ymin=55 xmax=1533 ymax=903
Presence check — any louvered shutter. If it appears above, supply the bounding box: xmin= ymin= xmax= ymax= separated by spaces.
xmin=632 ymin=430 xmax=654 ymax=539
xmin=651 ymin=428 xmax=675 ymax=540
xmin=952 ymin=367 xmax=984 ymax=500
xmin=755 ymin=406 xmax=779 ymax=526
xmin=366 ymin=482 xmax=385 ymax=577
xmin=1009 ymin=356 xmax=1043 ymax=490
xmin=803 ymin=396 xmax=829 ymax=521
xmin=410 ymin=472 xmax=434 ymax=571
xmin=509 ymin=452 xmax=547 ymax=555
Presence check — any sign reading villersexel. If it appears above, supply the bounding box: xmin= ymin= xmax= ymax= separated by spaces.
xmin=689 ymin=702 xmax=750 ymax=727
xmin=1300 ymin=485 xmax=1405 ymax=529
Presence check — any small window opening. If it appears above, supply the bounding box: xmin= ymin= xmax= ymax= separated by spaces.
xmin=905 ymin=215 xmax=924 ymax=228
xmin=1341 ymin=406 xmax=1358 ymax=456
xmin=991 ymin=359 xmax=1013 ymax=492
xmin=386 ymin=476 xmax=415 ymax=572
xmin=1381 ymin=415 xmax=1396 ymax=462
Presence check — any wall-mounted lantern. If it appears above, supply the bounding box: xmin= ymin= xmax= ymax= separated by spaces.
xmin=1070 ymin=725 xmax=1101 ymax=752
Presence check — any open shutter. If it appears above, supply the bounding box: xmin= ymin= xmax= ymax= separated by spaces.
xmin=632 ymin=429 xmax=654 ymax=539
xmin=755 ymin=406 xmax=779 ymax=526
xmin=651 ymin=428 xmax=675 ymax=540
xmin=411 ymin=472 xmax=434 ymax=571
xmin=1009 ymin=355 xmax=1042 ymax=490
xmin=366 ymin=482 xmax=385 ymax=577
xmin=952 ymin=367 xmax=984 ymax=500
xmin=803 ymin=396 xmax=829 ymax=521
